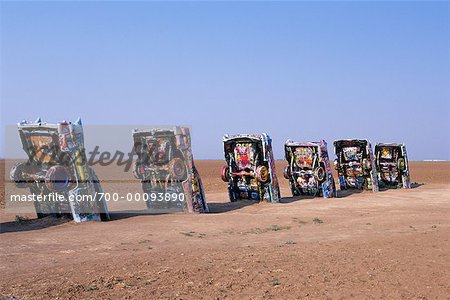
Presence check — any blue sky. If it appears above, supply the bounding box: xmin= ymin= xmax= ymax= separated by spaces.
xmin=1 ymin=1 xmax=449 ymax=160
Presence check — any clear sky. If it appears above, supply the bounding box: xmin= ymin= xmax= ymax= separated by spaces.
xmin=1 ymin=1 xmax=449 ymax=160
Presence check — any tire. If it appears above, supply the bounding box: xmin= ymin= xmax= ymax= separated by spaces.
xmin=221 ymin=166 xmax=230 ymax=182
xmin=314 ymin=165 xmax=325 ymax=182
xmin=255 ymin=166 xmax=269 ymax=183
xmin=45 ymin=165 xmax=73 ymax=192
xmin=169 ymin=157 xmax=187 ymax=180
xmin=283 ymin=165 xmax=291 ymax=179
xmin=397 ymin=158 xmax=406 ymax=171
xmin=10 ymin=162 xmax=30 ymax=188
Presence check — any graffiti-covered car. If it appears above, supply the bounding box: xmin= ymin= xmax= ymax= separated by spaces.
xmin=221 ymin=134 xmax=280 ymax=202
xmin=132 ymin=126 xmax=208 ymax=213
xmin=9 ymin=118 xmax=110 ymax=222
xmin=283 ymin=140 xmax=336 ymax=198
xmin=333 ymin=139 xmax=379 ymax=191
xmin=375 ymin=143 xmax=411 ymax=189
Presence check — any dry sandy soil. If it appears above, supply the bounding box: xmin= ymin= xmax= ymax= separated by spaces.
xmin=1 ymin=160 xmax=450 ymax=299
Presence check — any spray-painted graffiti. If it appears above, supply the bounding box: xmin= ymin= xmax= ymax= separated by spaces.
xmin=375 ymin=143 xmax=411 ymax=189
xmin=132 ymin=127 xmax=208 ymax=213
xmin=283 ymin=140 xmax=336 ymax=198
xmin=333 ymin=139 xmax=379 ymax=192
xmin=9 ymin=118 xmax=110 ymax=222
xmin=221 ymin=134 xmax=280 ymax=202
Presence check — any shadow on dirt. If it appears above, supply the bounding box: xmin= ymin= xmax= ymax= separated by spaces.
xmin=279 ymin=195 xmax=316 ymax=203
xmin=0 ymin=216 xmax=71 ymax=234
xmin=411 ymin=182 xmax=425 ymax=189
xmin=108 ymin=210 xmax=171 ymax=221
xmin=336 ymin=189 xmax=364 ymax=198
xmin=377 ymin=182 xmax=424 ymax=192
xmin=207 ymin=200 xmax=256 ymax=213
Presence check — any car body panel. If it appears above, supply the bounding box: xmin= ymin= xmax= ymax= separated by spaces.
xmin=10 ymin=118 xmax=110 ymax=222
xmin=132 ymin=126 xmax=208 ymax=213
xmin=222 ymin=133 xmax=280 ymax=202
xmin=375 ymin=143 xmax=411 ymax=189
xmin=283 ymin=140 xmax=336 ymax=198
xmin=333 ymin=139 xmax=379 ymax=192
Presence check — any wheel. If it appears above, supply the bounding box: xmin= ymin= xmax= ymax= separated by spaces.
xmin=169 ymin=157 xmax=187 ymax=180
xmin=45 ymin=165 xmax=73 ymax=192
xmin=221 ymin=166 xmax=230 ymax=182
xmin=255 ymin=166 xmax=269 ymax=183
xmin=283 ymin=165 xmax=291 ymax=179
xmin=397 ymin=158 xmax=406 ymax=171
xmin=314 ymin=166 xmax=325 ymax=182
xmin=10 ymin=162 xmax=30 ymax=188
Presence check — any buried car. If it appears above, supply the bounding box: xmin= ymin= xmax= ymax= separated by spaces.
xmin=221 ymin=134 xmax=280 ymax=202
xmin=375 ymin=143 xmax=411 ymax=189
xmin=9 ymin=118 xmax=110 ymax=222
xmin=132 ymin=126 xmax=208 ymax=213
xmin=283 ymin=140 xmax=336 ymax=198
xmin=333 ymin=139 xmax=379 ymax=191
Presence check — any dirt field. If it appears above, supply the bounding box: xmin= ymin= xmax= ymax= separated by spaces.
xmin=1 ymin=160 xmax=450 ymax=299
